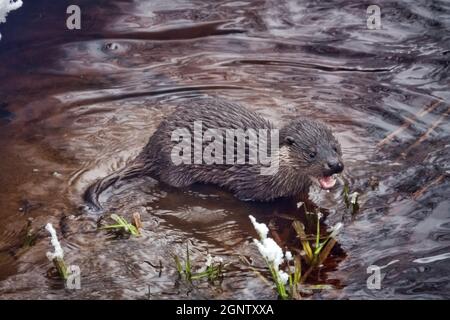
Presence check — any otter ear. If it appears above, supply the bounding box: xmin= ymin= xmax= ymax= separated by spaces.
xmin=284 ymin=136 xmax=295 ymax=145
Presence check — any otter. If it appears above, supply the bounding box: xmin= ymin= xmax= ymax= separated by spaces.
xmin=84 ymin=98 xmax=344 ymax=210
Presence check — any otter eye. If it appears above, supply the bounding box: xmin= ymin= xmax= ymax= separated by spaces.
xmin=333 ymin=146 xmax=338 ymax=152
xmin=309 ymin=151 xmax=317 ymax=158
xmin=285 ymin=136 xmax=295 ymax=145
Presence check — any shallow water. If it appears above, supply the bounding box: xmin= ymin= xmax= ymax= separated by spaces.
xmin=0 ymin=0 xmax=449 ymax=299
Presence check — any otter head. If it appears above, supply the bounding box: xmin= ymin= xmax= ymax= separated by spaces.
xmin=279 ymin=118 xmax=344 ymax=190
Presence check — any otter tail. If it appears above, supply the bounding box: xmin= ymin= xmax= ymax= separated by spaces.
xmin=83 ymin=162 xmax=146 ymax=211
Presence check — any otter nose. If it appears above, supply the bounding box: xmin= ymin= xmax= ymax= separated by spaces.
xmin=327 ymin=160 xmax=344 ymax=174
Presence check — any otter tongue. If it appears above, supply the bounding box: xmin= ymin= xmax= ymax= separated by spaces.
xmin=319 ymin=176 xmax=336 ymax=189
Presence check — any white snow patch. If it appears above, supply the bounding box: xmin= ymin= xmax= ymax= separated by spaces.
xmin=350 ymin=192 xmax=359 ymax=204
xmin=285 ymin=251 xmax=293 ymax=261
xmin=253 ymin=237 xmax=284 ymax=267
xmin=278 ymin=270 xmax=289 ymax=285
xmin=249 ymin=215 xmax=290 ymax=285
xmin=45 ymin=223 xmax=64 ymax=260
xmin=249 ymin=215 xmax=269 ymax=240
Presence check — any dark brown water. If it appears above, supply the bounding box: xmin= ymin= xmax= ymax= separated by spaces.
xmin=0 ymin=0 xmax=449 ymax=299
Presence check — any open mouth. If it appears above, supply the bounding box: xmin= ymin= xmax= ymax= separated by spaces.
xmin=318 ymin=175 xmax=337 ymax=189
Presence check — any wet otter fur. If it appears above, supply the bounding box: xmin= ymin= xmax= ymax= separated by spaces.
xmin=84 ymin=98 xmax=344 ymax=210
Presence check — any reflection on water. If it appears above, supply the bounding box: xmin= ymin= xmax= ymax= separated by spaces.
xmin=0 ymin=0 xmax=449 ymax=299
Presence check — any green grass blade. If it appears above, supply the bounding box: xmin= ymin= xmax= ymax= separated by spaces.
xmin=174 ymin=255 xmax=183 ymax=274
xmin=317 ymin=238 xmax=337 ymax=266
xmin=293 ymin=220 xmax=314 ymax=263
xmin=99 ymin=224 xmax=123 ymax=230
xmin=294 ymin=256 xmax=301 ymax=286
xmin=185 ymin=243 xmax=191 ymax=280
xmin=315 ymin=214 xmax=320 ymax=253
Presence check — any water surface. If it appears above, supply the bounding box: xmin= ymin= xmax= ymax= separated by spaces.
xmin=0 ymin=0 xmax=449 ymax=299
